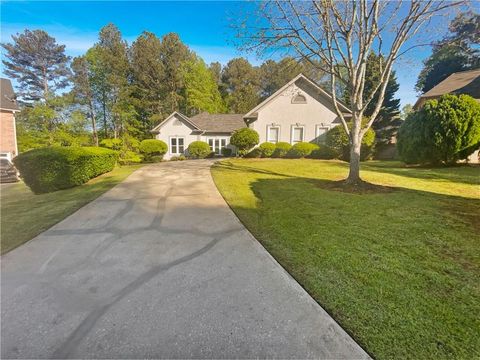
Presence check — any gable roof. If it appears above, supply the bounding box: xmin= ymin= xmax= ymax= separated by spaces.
xmin=243 ymin=73 xmax=351 ymax=119
xmin=151 ymin=111 xmax=201 ymax=133
xmin=414 ymin=69 xmax=480 ymax=109
xmin=189 ymin=112 xmax=245 ymax=133
xmin=0 ymin=78 xmax=19 ymax=111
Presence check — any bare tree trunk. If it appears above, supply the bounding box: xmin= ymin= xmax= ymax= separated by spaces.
xmin=89 ymin=99 xmax=99 ymax=146
xmin=347 ymin=115 xmax=362 ymax=184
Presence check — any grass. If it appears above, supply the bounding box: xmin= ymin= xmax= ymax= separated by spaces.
xmin=211 ymin=159 xmax=480 ymax=360
xmin=1 ymin=165 xmax=143 ymax=254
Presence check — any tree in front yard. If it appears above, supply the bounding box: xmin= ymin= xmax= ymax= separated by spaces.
xmin=235 ymin=1 xmax=460 ymax=184
xmin=397 ymin=94 xmax=480 ymax=165
xmin=230 ymin=128 xmax=259 ymax=156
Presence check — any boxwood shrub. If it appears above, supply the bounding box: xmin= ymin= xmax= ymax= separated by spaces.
xmin=272 ymin=142 xmax=292 ymax=158
xmin=287 ymin=142 xmax=319 ymax=158
xmin=258 ymin=142 xmax=276 ymax=157
xmin=187 ymin=141 xmax=212 ymax=159
xmin=14 ymin=146 xmax=118 ymax=194
xmin=139 ymin=139 xmax=168 ymax=161
xmin=309 ymin=145 xmax=337 ymax=159
xmin=230 ymin=128 xmax=259 ymax=156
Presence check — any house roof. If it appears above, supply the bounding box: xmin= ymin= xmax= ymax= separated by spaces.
xmin=151 ymin=111 xmax=246 ymax=134
xmin=189 ymin=112 xmax=245 ymax=133
xmin=243 ymin=73 xmax=351 ymax=119
xmin=0 ymin=78 xmax=19 ymax=111
xmin=414 ymin=69 xmax=480 ymax=109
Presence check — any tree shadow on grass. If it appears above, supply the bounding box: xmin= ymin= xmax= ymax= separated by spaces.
xmin=230 ymin=175 xmax=480 ymax=359
xmin=362 ymin=161 xmax=480 ymax=186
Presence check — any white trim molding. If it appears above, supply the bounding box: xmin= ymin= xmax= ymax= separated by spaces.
xmin=290 ymin=124 xmax=305 ymax=144
xmin=266 ymin=124 xmax=280 ymax=143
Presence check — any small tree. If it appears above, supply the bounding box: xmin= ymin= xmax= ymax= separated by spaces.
xmin=326 ymin=125 xmax=375 ymax=161
xmin=230 ymin=128 xmax=259 ymax=156
xmin=398 ymin=94 xmax=480 ymax=165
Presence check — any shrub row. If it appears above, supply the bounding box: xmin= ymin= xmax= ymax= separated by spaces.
xmin=243 ymin=123 xmax=376 ymax=160
xmin=14 ymin=146 xmax=118 ymax=194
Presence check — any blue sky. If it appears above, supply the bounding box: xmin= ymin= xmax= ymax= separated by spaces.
xmin=0 ymin=1 xmax=474 ymax=107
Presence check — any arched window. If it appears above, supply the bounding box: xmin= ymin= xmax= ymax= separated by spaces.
xmin=292 ymin=93 xmax=307 ymax=104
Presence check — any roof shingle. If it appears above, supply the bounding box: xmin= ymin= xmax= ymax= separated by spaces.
xmin=189 ymin=112 xmax=246 ymax=133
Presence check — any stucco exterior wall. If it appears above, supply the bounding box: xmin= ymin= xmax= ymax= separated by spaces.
xmin=0 ymin=110 xmax=17 ymax=158
xmin=154 ymin=113 xmax=235 ymax=159
xmin=250 ymin=80 xmax=342 ymax=144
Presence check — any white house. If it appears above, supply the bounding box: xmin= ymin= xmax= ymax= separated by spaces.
xmin=152 ymin=74 xmax=351 ymax=159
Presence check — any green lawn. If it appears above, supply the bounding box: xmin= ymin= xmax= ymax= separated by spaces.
xmin=211 ymin=159 xmax=480 ymax=360
xmin=1 ymin=165 xmax=142 ymax=254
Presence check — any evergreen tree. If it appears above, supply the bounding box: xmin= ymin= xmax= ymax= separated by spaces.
xmin=159 ymin=33 xmax=193 ymax=113
xmin=416 ymin=12 xmax=480 ymax=93
xmin=181 ymin=56 xmax=225 ymax=116
xmin=222 ymin=58 xmax=260 ymax=113
xmin=1 ymin=29 xmax=71 ymax=102
xmin=130 ymin=31 xmax=165 ymax=133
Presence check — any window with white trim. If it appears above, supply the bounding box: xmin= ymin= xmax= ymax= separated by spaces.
xmin=170 ymin=137 xmax=185 ymax=154
xmin=267 ymin=126 xmax=279 ymax=143
xmin=315 ymin=125 xmax=329 ymax=143
xmin=291 ymin=126 xmax=304 ymax=144
xmin=292 ymin=94 xmax=307 ymax=104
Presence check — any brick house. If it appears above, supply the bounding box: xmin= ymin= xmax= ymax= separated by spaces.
xmin=0 ymin=78 xmax=19 ymax=160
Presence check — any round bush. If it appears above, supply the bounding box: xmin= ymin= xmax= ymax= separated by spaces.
xmin=13 ymin=146 xmax=118 ymax=194
xmin=309 ymin=145 xmax=337 ymax=159
xmin=286 ymin=142 xmax=319 ymax=158
xmin=221 ymin=147 xmax=233 ymax=157
xmin=272 ymin=142 xmax=292 ymax=158
xmin=258 ymin=142 xmax=276 ymax=157
xmin=230 ymin=128 xmax=259 ymax=156
xmin=325 ymin=124 xmax=375 ymax=161
xmin=187 ymin=141 xmax=212 ymax=159
xmin=139 ymin=139 xmax=168 ymax=160
xmin=150 ymin=155 xmax=163 ymax=163
xmin=397 ymin=94 xmax=480 ymax=165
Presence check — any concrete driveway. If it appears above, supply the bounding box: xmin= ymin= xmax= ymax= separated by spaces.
xmin=1 ymin=160 xmax=368 ymax=359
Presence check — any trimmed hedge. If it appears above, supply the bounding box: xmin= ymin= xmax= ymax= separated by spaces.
xmin=221 ymin=147 xmax=233 ymax=157
xmin=139 ymin=139 xmax=168 ymax=161
xmin=287 ymin=142 xmax=319 ymax=158
xmin=258 ymin=142 xmax=276 ymax=157
xmin=272 ymin=142 xmax=292 ymax=158
xmin=309 ymin=145 xmax=337 ymax=159
xmin=245 ymin=147 xmax=262 ymax=158
xmin=14 ymin=146 xmax=118 ymax=194
xmin=187 ymin=141 xmax=212 ymax=159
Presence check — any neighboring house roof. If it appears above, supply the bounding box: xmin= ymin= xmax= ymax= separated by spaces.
xmin=0 ymin=78 xmax=19 ymax=112
xmin=414 ymin=69 xmax=480 ymax=109
xmin=243 ymin=73 xmax=351 ymax=120
xmin=189 ymin=112 xmax=245 ymax=133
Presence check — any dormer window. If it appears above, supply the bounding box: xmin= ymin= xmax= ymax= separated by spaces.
xmin=292 ymin=93 xmax=307 ymax=104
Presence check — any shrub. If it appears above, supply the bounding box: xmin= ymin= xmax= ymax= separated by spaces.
xmin=100 ymin=138 xmax=123 ymax=151
xmin=325 ymin=124 xmax=375 ymax=161
xmin=258 ymin=142 xmax=276 ymax=157
xmin=287 ymin=142 xmax=319 ymax=158
xmin=245 ymin=147 xmax=262 ymax=158
xmin=150 ymin=155 xmax=163 ymax=163
xmin=230 ymin=128 xmax=259 ymax=156
xmin=118 ymin=150 xmax=142 ymax=165
xmin=170 ymin=155 xmax=186 ymax=161
xmin=309 ymin=145 xmax=337 ymax=159
xmin=13 ymin=146 xmax=118 ymax=194
xmin=221 ymin=147 xmax=233 ymax=157
xmin=139 ymin=139 xmax=168 ymax=161
xmin=272 ymin=142 xmax=292 ymax=158
xmin=187 ymin=141 xmax=212 ymax=159
xmin=397 ymin=94 xmax=480 ymax=165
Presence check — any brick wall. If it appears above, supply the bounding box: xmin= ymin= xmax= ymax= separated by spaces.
xmin=0 ymin=110 xmax=17 ymax=156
